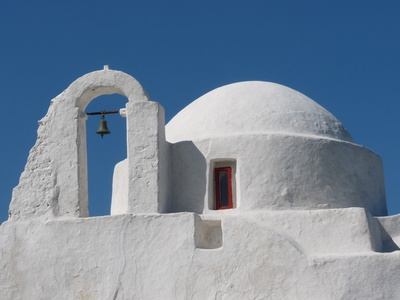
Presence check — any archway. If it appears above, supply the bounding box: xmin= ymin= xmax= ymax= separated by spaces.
xmin=84 ymin=94 xmax=127 ymax=216
xmin=9 ymin=68 xmax=166 ymax=221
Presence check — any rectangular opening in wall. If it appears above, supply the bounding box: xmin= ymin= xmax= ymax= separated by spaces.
xmin=194 ymin=218 xmax=223 ymax=249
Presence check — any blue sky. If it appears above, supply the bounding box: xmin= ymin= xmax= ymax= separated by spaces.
xmin=1 ymin=1 xmax=399 ymax=222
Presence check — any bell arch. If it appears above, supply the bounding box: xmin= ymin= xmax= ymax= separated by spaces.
xmin=9 ymin=68 xmax=168 ymax=221
xmin=84 ymin=94 xmax=128 ymax=217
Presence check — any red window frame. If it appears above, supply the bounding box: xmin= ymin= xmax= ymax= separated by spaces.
xmin=214 ymin=167 xmax=233 ymax=210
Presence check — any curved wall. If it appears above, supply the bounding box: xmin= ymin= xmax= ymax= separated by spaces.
xmin=170 ymin=134 xmax=387 ymax=216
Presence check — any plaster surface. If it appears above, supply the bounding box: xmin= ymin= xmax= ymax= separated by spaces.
xmin=164 ymin=81 xmax=386 ymax=215
xmin=0 ymin=209 xmax=399 ymax=299
xmin=166 ymin=81 xmax=353 ymax=143
xmin=9 ymin=68 xmax=151 ymax=221
xmin=168 ymin=134 xmax=386 ymax=215
xmin=2 ymin=70 xmax=400 ymax=299
xmin=10 ymin=67 xmax=168 ymax=221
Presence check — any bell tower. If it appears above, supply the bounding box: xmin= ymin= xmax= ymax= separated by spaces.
xmin=9 ymin=67 xmax=169 ymax=220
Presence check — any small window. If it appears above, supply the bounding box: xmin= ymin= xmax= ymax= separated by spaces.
xmin=214 ymin=167 xmax=233 ymax=209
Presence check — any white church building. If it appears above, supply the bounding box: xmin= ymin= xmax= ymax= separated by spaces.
xmin=1 ymin=67 xmax=400 ymax=299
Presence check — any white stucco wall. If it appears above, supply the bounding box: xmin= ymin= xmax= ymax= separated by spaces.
xmin=0 ymin=208 xmax=399 ymax=299
xmin=4 ymin=71 xmax=399 ymax=299
xmin=165 ymin=81 xmax=386 ymax=216
xmin=111 ymin=159 xmax=129 ymax=215
xmin=112 ymin=81 xmax=386 ymax=216
xmin=169 ymin=134 xmax=386 ymax=216
xmin=9 ymin=68 xmax=170 ymax=221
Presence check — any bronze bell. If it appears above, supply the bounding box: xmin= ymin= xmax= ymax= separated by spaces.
xmin=96 ymin=115 xmax=111 ymax=138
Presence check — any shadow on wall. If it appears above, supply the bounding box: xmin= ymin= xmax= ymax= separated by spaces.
xmin=171 ymin=141 xmax=207 ymax=214
xmin=377 ymin=215 xmax=400 ymax=252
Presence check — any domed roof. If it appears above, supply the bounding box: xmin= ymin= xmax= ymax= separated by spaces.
xmin=166 ymin=81 xmax=353 ymax=143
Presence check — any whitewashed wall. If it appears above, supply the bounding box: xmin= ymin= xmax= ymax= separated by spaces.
xmin=3 ymin=72 xmax=399 ymax=300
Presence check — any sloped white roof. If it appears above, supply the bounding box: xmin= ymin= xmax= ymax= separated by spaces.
xmin=166 ymin=81 xmax=353 ymax=143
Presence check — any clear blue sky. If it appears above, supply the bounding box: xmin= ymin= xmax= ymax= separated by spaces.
xmin=1 ymin=1 xmax=399 ymax=222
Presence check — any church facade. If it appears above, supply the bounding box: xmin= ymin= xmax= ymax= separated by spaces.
xmin=1 ymin=68 xmax=400 ymax=299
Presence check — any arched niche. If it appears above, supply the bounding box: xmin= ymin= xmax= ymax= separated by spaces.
xmin=10 ymin=68 xmax=169 ymax=221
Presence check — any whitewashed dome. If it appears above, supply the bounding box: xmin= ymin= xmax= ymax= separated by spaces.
xmin=166 ymin=81 xmax=353 ymax=143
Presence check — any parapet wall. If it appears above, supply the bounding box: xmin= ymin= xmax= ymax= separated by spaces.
xmin=0 ymin=208 xmax=398 ymax=299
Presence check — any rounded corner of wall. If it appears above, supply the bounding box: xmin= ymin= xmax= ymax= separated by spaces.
xmin=111 ymin=158 xmax=129 ymax=215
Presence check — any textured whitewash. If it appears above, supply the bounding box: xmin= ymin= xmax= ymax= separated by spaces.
xmin=1 ymin=68 xmax=399 ymax=299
